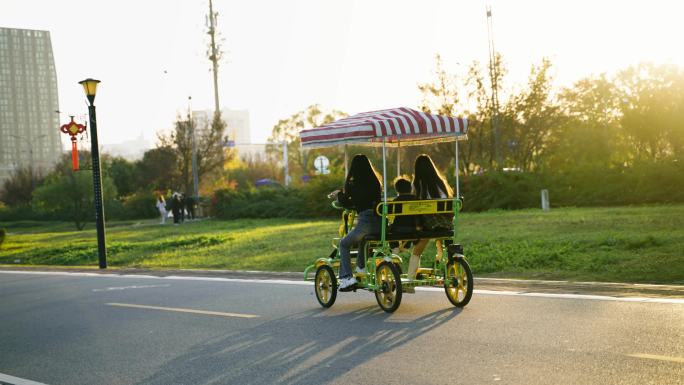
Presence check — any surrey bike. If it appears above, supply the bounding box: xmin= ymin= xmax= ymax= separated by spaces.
xmin=302 ymin=107 xmax=473 ymax=313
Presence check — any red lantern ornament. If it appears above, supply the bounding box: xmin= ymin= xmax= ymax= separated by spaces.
xmin=60 ymin=116 xmax=87 ymax=171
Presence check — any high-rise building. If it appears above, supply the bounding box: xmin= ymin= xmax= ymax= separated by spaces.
xmin=0 ymin=27 xmax=62 ymax=185
xmin=192 ymin=108 xmax=265 ymax=159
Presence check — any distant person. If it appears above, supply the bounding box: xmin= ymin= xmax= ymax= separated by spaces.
xmin=156 ymin=195 xmax=167 ymax=225
xmin=329 ymin=154 xmax=382 ymax=291
xmin=179 ymin=193 xmax=186 ymax=223
xmin=170 ymin=192 xmax=182 ymax=225
xmin=407 ymin=154 xmax=454 ymax=279
xmin=186 ymin=195 xmax=197 ymax=220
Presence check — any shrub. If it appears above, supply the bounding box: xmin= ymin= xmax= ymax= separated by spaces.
xmin=0 ymin=204 xmax=59 ymax=221
xmin=32 ymin=171 xmax=118 ymax=230
xmin=0 ymin=228 xmax=5 ymax=249
xmin=120 ymin=191 xmax=158 ymax=219
xmin=461 ymin=171 xmax=546 ymax=211
xmin=301 ymin=173 xmax=345 ymax=218
xmin=211 ymin=187 xmax=308 ymax=219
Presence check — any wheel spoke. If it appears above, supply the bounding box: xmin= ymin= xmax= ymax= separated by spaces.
xmin=315 ymin=266 xmax=337 ymax=308
xmin=374 ymin=262 xmax=402 ymax=312
xmin=321 ymin=275 xmax=329 ymax=301
xmin=379 ymin=266 xmax=394 ymax=305
xmin=445 ymin=263 xmax=463 ymax=302
xmin=384 ymin=292 xmax=394 ymax=305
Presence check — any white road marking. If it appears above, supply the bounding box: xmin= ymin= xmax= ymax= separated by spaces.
xmin=2 ymin=270 xmax=684 ymax=305
xmin=92 ymin=284 xmax=171 ymax=292
xmin=481 ymin=277 xmax=684 ymax=289
xmin=106 ymin=302 xmax=259 ymax=318
xmin=627 ymin=353 xmax=684 ymax=364
xmin=0 ymin=372 xmax=49 ymax=385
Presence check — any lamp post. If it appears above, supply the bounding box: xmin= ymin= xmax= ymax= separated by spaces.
xmin=79 ymin=78 xmax=107 ymax=269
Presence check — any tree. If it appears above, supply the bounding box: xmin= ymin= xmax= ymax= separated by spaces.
xmin=460 ymin=58 xmax=507 ymax=173
xmin=267 ymin=104 xmax=346 ymax=184
xmin=418 ymin=54 xmax=459 ymax=116
xmin=137 ymin=146 xmax=179 ymax=191
xmin=417 ymin=55 xmax=465 ymax=174
xmin=224 ymin=155 xmax=281 ymax=191
xmin=549 ymin=74 xmax=621 ymax=172
xmin=159 ymin=110 xmax=229 ymax=194
xmin=106 ymin=156 xmax=138 ymax=197
xmin=0 ymin=167 xmax=41 ymax=206
xmin=504 ymin=58 xmax=562 ymax=171
xmin=616 ymin=63 xmax=684 ymax=162
xmin=32 ymin=170 xmax=117 ymax=230
xmin=417 ymin=55 xmax=509 ymax=174
xmin=198 ymin=112 xmax=230 ymax=188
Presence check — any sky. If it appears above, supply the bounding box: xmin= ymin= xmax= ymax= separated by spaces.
xmin=2 ymin=0 xmax=683 ymax=149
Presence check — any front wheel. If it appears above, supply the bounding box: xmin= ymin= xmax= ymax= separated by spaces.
xmin=315 ymin=265 xmax=337 ymax=308
xmin=444 ymin=258 xmax=473 ymax=307
xmin=375 ymin=261 xmax=402 ymax=313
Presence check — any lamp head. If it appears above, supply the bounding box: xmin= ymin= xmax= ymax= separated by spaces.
xmin=79 ymin=78 xmax=100 ymax=104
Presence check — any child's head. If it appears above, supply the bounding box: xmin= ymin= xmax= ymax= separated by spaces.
xmin=393 ymin=176 xmax=412 ymax=195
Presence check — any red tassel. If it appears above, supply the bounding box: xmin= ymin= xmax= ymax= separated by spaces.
xmin=71 ymin=139 xmax=79 ymax=171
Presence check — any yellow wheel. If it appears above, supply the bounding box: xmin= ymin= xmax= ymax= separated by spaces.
xmin=375 ymin=261 xmax=402 ymax=313
xmin=315 ymin=265 xmax=337 ymax=308
xmin=444 ymin=258 xmax=473 ymax=307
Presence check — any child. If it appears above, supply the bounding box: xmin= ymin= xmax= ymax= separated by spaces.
xmin=388 ymin=176 xmax=420 ymax=254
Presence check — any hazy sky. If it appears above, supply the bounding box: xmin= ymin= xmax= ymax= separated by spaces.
xmin=2 ymin=0 xmax=682 ymax=148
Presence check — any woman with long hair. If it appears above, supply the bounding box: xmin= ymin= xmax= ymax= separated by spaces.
xmin=408 ymin=154 xmax=454 ymax=279
xmin=331 ymin=154 xmax=383 ymax=290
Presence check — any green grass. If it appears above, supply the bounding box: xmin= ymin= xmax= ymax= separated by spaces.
xmin=1 ymin=205 xmax=683 ymax=284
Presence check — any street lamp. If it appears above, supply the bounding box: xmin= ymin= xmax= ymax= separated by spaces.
xmin=79 ymin=78 xmax=107 ymax=269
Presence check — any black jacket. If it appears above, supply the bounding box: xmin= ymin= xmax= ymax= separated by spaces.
xmin=390 ymin=194 xmax=420 ymax=232
xmin=337 ymin=179 xmax=382 ymax=213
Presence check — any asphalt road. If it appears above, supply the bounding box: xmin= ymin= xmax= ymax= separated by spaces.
xmin=0 ymin=271 xmax=682 ymax=385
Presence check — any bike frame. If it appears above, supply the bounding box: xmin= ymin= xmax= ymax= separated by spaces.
xmin=304 ymin=135 xmax=466 ymax=292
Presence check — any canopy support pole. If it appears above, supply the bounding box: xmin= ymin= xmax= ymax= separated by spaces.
xmin=396 ymin=137 xmax=401 ymax=178
xmin=453 ymin=139 xmax=460 ymax=241
xmin=381 ymin=138 xmax=388 ymax=244
xmin=455 ymin=139 xmax=460 ymax=198
xmin=344 ymin=144 xmax=348 ymax=176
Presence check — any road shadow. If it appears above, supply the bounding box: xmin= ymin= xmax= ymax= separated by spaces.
xmin=135 ymin=303 xmax=462 ymax=385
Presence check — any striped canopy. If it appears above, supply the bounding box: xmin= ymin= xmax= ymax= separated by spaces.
xmin=300 ymin=107 xmax=468 ymax=149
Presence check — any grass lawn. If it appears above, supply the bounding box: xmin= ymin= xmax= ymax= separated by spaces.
xmin=1 ymin=205 xmax=683 ymax=284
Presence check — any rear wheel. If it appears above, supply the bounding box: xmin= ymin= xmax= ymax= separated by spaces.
xmin=444 ymin=258 xmax=473 ymax=307
xmin=315 ymin=265 xmax=337 ymax=308
xmin=375 ymin=261 xmax=402 ymax=313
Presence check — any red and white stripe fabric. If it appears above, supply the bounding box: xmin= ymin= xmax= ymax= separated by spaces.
xmin=300 ymin=107 xmax=468 ymax=148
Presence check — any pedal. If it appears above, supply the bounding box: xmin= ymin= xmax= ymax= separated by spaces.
xmin=339 ymin=284 xmax=357 ymax=292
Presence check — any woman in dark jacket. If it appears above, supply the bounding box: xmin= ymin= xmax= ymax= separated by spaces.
xmin=331 ymin=154 xmax=382 ymax=290
xmin=408 ymin=154 xmax=454 ymax=279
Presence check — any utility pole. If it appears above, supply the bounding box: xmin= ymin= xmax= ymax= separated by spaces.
xmin=207 ymin=0 xmax=220 ymax=114
xmin=283 ymin=141 xmax=290 ymax=187
xmin=486 ymin=5 xmax=503 ymax=169
xmin=189 ymin=96 xmax=199 ymax=199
